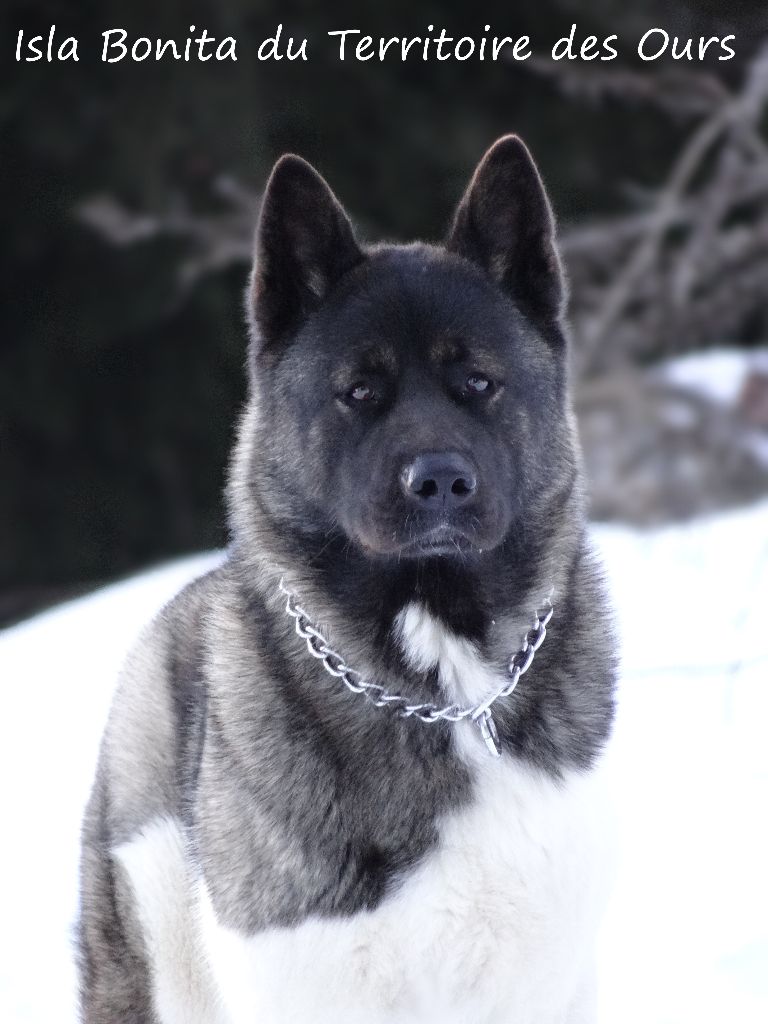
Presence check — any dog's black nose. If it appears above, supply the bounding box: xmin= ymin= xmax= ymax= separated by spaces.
xmin=401 ymin=453 xmax=478 ymax=508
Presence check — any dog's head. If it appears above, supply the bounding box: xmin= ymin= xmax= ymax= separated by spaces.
xmin=241 ymin=137 xmax=577 ymax=564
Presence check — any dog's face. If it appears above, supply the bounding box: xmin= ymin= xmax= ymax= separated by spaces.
xmin=246 ymin=137 xmax=574 ymax=562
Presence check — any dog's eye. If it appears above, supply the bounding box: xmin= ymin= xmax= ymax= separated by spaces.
xmin=465 ymin=374 xmax=492 ymax=395
xmin=349 ymin=382 xmax=376 ymax=403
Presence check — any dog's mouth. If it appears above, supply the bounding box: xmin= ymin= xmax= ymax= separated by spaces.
xmin=398 ymin=524 xmax=478 ymax=558
xmin=348 ymin=507 xmax=506 ymax=560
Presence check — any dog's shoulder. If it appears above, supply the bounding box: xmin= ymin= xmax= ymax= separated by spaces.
xmin=93 ymin=562 xmax=233 ymax=841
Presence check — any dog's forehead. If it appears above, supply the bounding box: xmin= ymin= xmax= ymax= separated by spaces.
xmin=322 ymin=245 xmax=516 ymax=370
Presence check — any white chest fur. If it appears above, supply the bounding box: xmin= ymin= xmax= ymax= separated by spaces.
xmin=115 ymin=605 xmax=615 ymax=1024
xmin=198 ymin=758 xmax=613 ymax=1024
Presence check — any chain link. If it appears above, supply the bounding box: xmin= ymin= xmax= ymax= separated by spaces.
xmin=278 ymin=580 xmax=553 ymax=753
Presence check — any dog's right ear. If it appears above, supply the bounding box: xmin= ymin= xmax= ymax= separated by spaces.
xmin=248 ymin=155 xmax=363 ymax=358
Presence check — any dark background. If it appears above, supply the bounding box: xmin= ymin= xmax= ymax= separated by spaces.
xmin=2 ymin=0 xmax=768 ymax=625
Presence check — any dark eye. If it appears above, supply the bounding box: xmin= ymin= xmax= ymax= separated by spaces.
xmin=349 ymin=382 xmax=376 ymax=403
xmin=465 ymin=374 xmax=492 ymax=395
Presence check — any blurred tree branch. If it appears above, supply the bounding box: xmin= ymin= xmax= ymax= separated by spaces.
xmin=523 ymin=54 xmax=730 ymax=119
xmin=76 ymin=176 xmax=258 ymax=309
xmin=559 ymin=41 xmax=768 ymax=376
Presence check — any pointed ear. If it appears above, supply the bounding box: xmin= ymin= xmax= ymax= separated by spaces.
xmin=249 ymin=155 xmax=363 ymax=356
xmin=446 ymin=135 xmax=566 ymax=328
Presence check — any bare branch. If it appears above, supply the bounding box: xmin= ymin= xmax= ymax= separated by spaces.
xmin=565 ymin=41 xmax=768 ymax=375
xmin=522 ymin=54 xmax=730 ymax=118
xmin=75 ymin=174 xmax=260 ymax=305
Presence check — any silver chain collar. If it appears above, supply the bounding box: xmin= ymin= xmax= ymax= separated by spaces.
xmin=278 ymin=579 xmax=554 ymax=757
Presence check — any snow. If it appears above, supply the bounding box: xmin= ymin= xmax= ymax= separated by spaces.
xmin=594 ymin=505 xmax=768 ymax=1024
xmin=659 ymin=346 xmax=768 ymax=469
xmin=0 ymin=553 xmax=223 ymax=1024
xmin=1 ymin=505 xmax=768 ymax=1023
xmin=661 ymin=346 xmax=768 ymax=407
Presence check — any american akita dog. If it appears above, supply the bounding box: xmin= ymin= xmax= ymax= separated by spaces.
xmin=78 ymin=135 xmax=616 ymax=1023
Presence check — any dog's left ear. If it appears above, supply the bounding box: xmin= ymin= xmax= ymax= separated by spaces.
xmin=249 ymin=154 xmax=363 ymax=357
xmin=446 ymin=135 xmax=566 ymax=328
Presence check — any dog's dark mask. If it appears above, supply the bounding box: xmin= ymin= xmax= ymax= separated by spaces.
xmin=246 ymin=136 xmax=572 ymax=563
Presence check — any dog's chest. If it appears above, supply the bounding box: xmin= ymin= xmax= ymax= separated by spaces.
xmin=198 ymin=751 xmax=611 ymax=1024
xmin=196 ymin=606 xmax=614 ymax=1024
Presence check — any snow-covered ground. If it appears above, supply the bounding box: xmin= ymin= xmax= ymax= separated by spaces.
xmin=596 ymin=505 xmax=768 ymax=1024
xmin=1 ymin=504 xmax=767 ymax=1023
xmin=661 ymin=346 xmax=768 ymax=408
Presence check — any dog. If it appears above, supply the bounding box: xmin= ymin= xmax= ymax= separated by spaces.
xmin=78 ymin=135 xmax=616 ymax=1023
